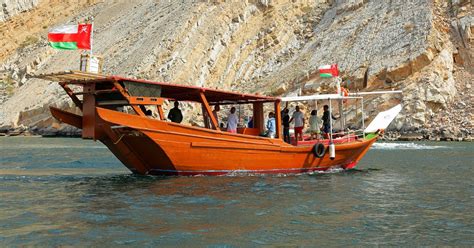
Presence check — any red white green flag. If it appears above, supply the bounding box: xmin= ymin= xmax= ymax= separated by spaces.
xmin=318 ymin=64 xmax=339 ymax=78
xmin=48 ymin=24 xmax=92 ymax=50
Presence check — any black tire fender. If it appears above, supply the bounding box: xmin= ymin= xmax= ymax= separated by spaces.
xmin=312 ymin=142 xmax=326 ymax=158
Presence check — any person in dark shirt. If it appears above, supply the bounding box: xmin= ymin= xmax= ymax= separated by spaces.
xmin=139 ymin=105 xmax=153 ymax=116
xmin=167 ymin=101 xmax=183 ymax=123
xmin=322 ymin=104 xmax=337 ymax=138
xmin=282 ymin=108 xmax=290 ymax=144
xmin=247 ymin=116 xmax=254 ymax=128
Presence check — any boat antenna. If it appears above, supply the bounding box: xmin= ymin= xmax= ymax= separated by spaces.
xmin=328 ymin=98 xmax=336 ymax=160
xmin=336 ymin=76 xmax=342 ymax=95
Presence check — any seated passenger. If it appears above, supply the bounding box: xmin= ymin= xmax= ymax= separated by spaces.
xmin=168 ymin=101 xmax=183 ymax=123
xmin=139 ymin=105 xmax=153 ymax=117
xmin=227 ymin=107 xmax=238 ymax=133
xmin=247 ymin=116 xmax=254 ymax=128
xmin=265 ymin=112 xmax=276 ymax=138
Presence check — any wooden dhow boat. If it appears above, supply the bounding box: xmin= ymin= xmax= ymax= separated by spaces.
xmin=34 ymin=71 xmax=401 ymax=175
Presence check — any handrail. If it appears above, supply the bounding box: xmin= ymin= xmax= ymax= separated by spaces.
xmin=327 ymin=129 xmax=365 ymax=140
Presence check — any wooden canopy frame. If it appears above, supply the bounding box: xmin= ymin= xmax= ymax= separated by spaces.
xmin=33 ymin=71 xmax=277 ymax=104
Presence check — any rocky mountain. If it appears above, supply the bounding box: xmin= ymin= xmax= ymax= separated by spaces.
xmin=0 ymin=0 xmax=472 ymax=140
xmin=0 ymin=0 xmax=38 ymax=22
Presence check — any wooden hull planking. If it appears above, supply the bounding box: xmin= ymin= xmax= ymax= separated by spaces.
xmin=92 ymin=107 xmax=376 ymax=175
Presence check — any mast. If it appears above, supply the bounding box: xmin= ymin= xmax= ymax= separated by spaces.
xmin=90 ymin=22 xmax=94 ymax=56
xmin=361 ymin=97 xmax=365 ymax=137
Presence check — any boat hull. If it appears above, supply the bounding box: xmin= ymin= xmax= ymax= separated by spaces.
xmin=89 ymin=108 xmax=377 ymax=175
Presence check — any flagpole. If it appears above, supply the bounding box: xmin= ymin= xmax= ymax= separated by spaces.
xmin=90 ymin=22 xmax=94 ymax=56
xmin=336 ymin=76 xmax=341 ymax=95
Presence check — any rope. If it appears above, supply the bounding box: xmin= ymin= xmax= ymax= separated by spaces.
xmin=113 ymin=134 xmax=125 ymax=145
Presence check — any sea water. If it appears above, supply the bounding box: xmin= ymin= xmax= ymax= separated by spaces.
xmin=0 ymin=137 xmax=473 ymax=246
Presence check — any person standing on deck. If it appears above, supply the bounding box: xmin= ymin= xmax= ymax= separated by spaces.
xmin=227 ymin=107 xmax=238 ymax=133
xmin=282 ymin=108 xmax=290 ymax=143
xmin=212 ymin=104 xmax=220 ymax=127
xmin=309 ymin=110 xmax=322 ymax=140
xmin=289 ymin=105 xmax=305 ymax=144
xmin=266 ymin=112 xmax=276 ymax=138
xmin=209 ymin=104 xmax=221 ymax=127
xmin=168 ymin=101 xmax=183 ymax=123
xmin=322 ymin=104 xmax=337 ymax=139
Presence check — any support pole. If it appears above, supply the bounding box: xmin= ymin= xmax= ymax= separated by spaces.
xmin=112 ymin=81 xmax=145 ymax=116
xmin=253 ymin=102 xmax=264 ymax=134
xmin=59 ymin=82 xmax=83 ymax=110
xmin=338 ymin=99 xmax=343 ymax=134
xmin=328 ymin=98 xmax=335 ymax=160
xmin=336 ymin=76 xmax=341 ymax=95
xmin=329 ymin=98 xmax=333 ymax=142
xmin=199 ymin=91 xmax=218 ymax=130
xmin=275 ymin=100 xmax=282 ymax=139
xmin=157 ymin=105 xmax=165 ymax=120
xmin=238 ymin=104 xmax=241 ymax=128
xmin=361 ymin=98 xmax=365 ymax=137
xmin=90 ymin=22 xmax=94 ymax=56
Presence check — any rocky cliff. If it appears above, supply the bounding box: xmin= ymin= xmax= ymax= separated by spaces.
xmin=0 ymin=0 xmax=38 ymax=22
xmin=0 ymin=0 xmax=472 ymax=140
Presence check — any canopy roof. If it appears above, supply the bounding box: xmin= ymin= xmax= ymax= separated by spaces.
xmin=281 ymin=94 xmax=362 ymax=102
xmin=32 ymin=71 xmax=278 ymax=104
xmin=281 ymin=91 xmax=402 ymax=102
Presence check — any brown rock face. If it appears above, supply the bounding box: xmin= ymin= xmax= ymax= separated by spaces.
xmin=0 ymin=0 xmax=472 ymax=139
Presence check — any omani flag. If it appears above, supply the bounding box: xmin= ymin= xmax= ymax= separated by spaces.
xmin=48 ymin=24 xmax=92 ymax=50
xmin=318 ymin=64 xmax=339 ymax=78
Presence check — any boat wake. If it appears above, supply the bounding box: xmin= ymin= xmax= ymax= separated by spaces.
xmin=308 ymin=168 xmax=345 ymax=175
xmin=217 ymin=168 xmax=347 ymax=177
xmin=372 ymin=142 xmax=449 ymax=150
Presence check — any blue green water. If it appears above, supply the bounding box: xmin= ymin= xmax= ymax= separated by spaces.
xmin=0 ymin=137 xmax=473 ymax=246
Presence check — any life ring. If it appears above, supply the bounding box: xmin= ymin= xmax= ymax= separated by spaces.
xmin=312 ymin=142 xmax=326 ymax=158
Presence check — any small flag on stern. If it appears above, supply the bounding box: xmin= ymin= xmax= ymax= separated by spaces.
xmin=318 ymin=64 xmax=339 ymax=78
xmin=48 ymin=23 xmax=92 ymax=50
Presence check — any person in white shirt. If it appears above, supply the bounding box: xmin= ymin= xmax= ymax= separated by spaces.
xmin=289 ymin=105 xmax=305 ymax=144
xmin=309 ymin=109 xmax=322 ymax=140
xmin=265 ymin=112 xmax=276 ymax=138
xmin=227 ymin=107 xmax=238 ymax=133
